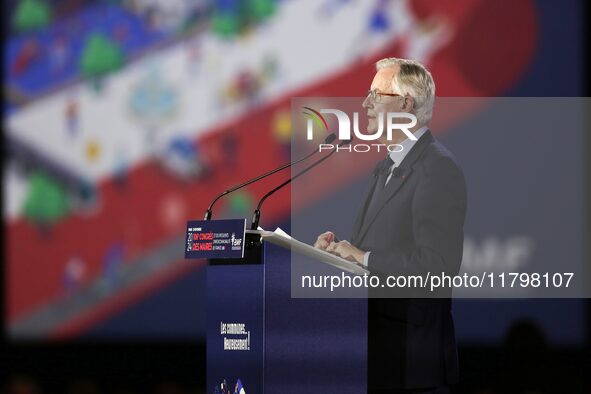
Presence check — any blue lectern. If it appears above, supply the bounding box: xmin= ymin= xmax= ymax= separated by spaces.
xmin=207 ymin=232 xmax=266 ymax=393
xmin=192 ymin=224 xmax=366 ymax=394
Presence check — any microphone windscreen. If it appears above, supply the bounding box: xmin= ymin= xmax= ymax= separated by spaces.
xmin=325 ymin=133 xmax=337 ymax=144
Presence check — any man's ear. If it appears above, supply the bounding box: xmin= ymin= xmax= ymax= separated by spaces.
xmin=402 ymin=96 xmax=415 ymax=112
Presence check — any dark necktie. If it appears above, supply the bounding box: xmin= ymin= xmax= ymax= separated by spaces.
xmin=365 ymin=156 xmax=394 ymax=218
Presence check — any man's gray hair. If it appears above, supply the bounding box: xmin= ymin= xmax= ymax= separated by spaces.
xmin=376 ymin=57 xmax=435 ymax=126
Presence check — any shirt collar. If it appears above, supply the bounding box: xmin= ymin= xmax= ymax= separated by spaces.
xmin=388 ymin=125 xmax=429 ymax=166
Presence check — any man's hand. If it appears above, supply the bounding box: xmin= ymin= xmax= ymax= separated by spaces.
xmin=314 ymin=231 xmax=336 ymax=251
xmin=325 ymin=240 xmax=365 ymax=264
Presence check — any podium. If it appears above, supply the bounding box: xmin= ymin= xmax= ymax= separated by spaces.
xmin=204 ymin=228 xmax=368 ymax=394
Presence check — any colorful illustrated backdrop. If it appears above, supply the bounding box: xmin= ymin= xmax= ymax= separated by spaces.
xmin=4 ymin=0 xmax=586 ymax=346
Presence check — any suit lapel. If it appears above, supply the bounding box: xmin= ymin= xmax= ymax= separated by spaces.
xmin=354 ymin=130 xmax=434 ymax=245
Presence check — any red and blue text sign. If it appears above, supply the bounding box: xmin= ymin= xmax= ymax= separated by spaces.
xmin=185 ymin=219 xmax=246 ymax=259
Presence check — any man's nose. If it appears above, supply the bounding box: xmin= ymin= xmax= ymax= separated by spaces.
xmin=362 ymin=95 xmax=372 ymax=109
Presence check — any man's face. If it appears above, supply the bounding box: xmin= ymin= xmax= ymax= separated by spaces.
xmin=362 ymin=66 xmax=405 ymax=137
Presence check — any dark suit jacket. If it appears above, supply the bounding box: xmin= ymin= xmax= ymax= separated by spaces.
xmin=351 ymin=130 xmax=467 ymax=390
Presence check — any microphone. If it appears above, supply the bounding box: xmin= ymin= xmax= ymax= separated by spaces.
xmin=250 ymin=137 xmax=354 ymax=230
xmin=203 ymin=133 xmax=336 ymax=220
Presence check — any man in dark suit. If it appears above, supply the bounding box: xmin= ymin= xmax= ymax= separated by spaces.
xmin=315 ymin=58 xmax=467 ymax=393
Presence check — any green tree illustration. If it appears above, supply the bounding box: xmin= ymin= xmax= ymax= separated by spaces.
xmin=80 ymin=32 xmax=123 ymax=89
xmin=22 ymin=172 xmax=69 ymax=225
xmin=248 ymin=0 xmax=275 ymax=22
xmin=212 ymin=12 xmax=241 ymax=37
xmin=13 ymin=0 xmax=52 ymax=32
